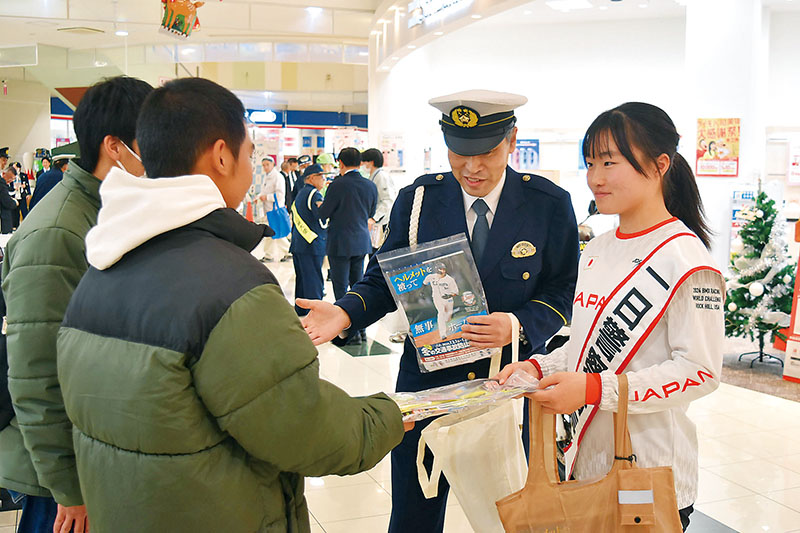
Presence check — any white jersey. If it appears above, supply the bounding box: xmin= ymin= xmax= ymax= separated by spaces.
xmin=423 ymin=273 xmax=458 ymax=307
xmin=532 ymin=218 xmax=724 ymax=508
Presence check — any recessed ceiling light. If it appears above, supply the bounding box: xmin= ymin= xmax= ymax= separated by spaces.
xmin=305 ymin=6 xmax=323 ymax=15
xmin=545 ymin=0 xmax=592 ymax=10
xmin=471 ymin=14 xmax=482 ymax=19
xmin=115 ymin=29 xmax=128 ymax=36
xmin=407 ymin=44 xmax=416 ymax=49
xmin=359 ymin=51 xmax=369 ymax=56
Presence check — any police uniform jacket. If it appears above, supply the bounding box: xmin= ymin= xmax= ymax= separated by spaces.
xmin=318 ymin=170 xmax=377 ymax=258
xmin=290 ymin=184 xmax=327 ymax=256
xmin=0 ymin=180 xmax=17 ymax=234
xmin=336 ymin=167 xmax=579 ymax=391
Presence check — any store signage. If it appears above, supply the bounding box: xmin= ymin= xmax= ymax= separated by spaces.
xmin=789 ymin=136 xmax=800 ymax=185
xmin=696 ymin=117 xmax=740 ymax=177
xmin=407 ymin=0 xmax=472 ymax=28
xmin=249 ymin=110 xmax=279 ymax=124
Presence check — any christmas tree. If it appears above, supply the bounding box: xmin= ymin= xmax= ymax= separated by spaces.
xmin=725 ymin=191 xmax=796 ymax=352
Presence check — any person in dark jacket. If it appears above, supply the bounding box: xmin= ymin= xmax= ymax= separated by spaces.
xmin=290 ymin=164 xmax=328 ymax=316
xmin=56 ymin=78 xmax=406 ymax=533
xmin=317 ymin=147 xmax=377 ymax=344
xmin=28 ymin=158 xmax=68 ymax=211
xmin=0 ymin=167 xmax=19 ymax=234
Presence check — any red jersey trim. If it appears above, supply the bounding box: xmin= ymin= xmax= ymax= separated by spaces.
xmin=615 ymin=217 xmax=678 ymax=240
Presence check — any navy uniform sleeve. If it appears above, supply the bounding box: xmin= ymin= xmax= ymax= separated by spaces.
xmin=515 ymin=192 xmax=579 ymax=353
xmin=335 ymin=186 xmax=414 ymax=328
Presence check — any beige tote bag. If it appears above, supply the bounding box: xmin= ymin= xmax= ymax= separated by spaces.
xmin=416 ymin=314 xmax=526 ymax=533
xmin=495 ymin=374 xmax=683 ymax=533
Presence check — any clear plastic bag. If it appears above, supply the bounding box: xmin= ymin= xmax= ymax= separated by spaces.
xmin=377 ymin=234 xmax=495 ymax=373
xmin=390 ymin=369 xmax=540 ymax=422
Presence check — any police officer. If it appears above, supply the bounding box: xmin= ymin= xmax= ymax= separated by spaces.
xmin=298 ymin=90 xmax=579 ymax=532
xmin=290 ymin=164 xmax=328 ymax=316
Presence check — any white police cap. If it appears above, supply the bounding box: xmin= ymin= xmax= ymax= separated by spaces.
xmin=428 ymin=90 xmax=528 ymax=156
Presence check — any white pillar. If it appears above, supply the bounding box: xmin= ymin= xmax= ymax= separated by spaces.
xmin=679 ymin=0 xmax=769 ymax=270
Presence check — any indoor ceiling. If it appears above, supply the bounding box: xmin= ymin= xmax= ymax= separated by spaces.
xmin=0 ymin=0 xmax=382 ymax=50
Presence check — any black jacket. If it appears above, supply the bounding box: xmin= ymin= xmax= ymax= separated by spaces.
xmin=0 ymin=181 xmax=17 ymax=234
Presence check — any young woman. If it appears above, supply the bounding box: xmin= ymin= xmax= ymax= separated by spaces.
xmin=496 ymin=102 xmax=724 ymax=531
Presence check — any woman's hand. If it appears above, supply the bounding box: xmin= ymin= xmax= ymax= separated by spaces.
xmin=491 ymin=361 xmax=540 ymax=385
xmin=529 ymin=372 xmax=587 ymax=414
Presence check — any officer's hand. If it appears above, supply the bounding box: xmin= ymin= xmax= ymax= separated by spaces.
xmin=297 ymin=299 xmax=351 ymax=345
xmin=492 ymin=360 xmax=541 ymax=385
xmin=529 ymin=372 xmax=587 ymax=414
xmin=461 ymin=312 xmax=512 ymax=348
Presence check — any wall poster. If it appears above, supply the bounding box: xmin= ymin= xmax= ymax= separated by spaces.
xmin=696 ymin=118 xmax=740 ymax=177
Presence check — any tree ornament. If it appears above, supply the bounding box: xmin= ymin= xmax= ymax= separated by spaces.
xmin=730 ymin=238 xmax=744 ymax=255
xmin=728 ymin=302 xmax=737 ymax=312
xmin=749 ymin=282 xmax=765 ymax=297
xmin=756 ymin=209 xmax=764 ymax=218
xmin=784 ymin=274 xmax=792 ymax=284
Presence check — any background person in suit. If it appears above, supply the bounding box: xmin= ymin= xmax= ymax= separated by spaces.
xmin=317 ymin=147 xmax=377 ymax=344
xmin=28 ymin=157 xmax=69 ymax=212
xmin=0 ymin=166 xmax=19 ymax=234
xmin=299 ymin=90 xmax=580 ymax=532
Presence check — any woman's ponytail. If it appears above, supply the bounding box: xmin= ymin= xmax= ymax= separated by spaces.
xmin=663 ymin=152 xmax=712 ymax=249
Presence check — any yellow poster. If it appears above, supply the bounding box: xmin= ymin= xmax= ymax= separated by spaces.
xmin=696 ymin=118 xmax=740 ymax=177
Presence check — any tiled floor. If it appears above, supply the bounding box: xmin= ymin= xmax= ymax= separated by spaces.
xmin=2 ymin=258 xmax=800 ymax=532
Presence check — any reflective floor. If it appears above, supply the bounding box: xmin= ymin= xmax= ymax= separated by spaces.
xmin=1 ymin=257 xmax=799 ymax=532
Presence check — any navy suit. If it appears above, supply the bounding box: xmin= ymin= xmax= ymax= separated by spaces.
xmin=290 ymin=184 xmax=327 ymax=315
xmin=0 ymin=181 xmax=17 ymax=234
xmin=318 ymin=170 xmax=378 ymax=301
xmin=28 ymin=168 xmax=63 ymax=212
xmin=336 ymin=167 xmax=579 ymax=532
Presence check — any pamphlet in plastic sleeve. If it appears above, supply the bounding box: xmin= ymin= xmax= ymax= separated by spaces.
xmin=377 ymin=234 xmax=493 ymax=373
xmin=389 ymin=370 xmax=540 ymax=422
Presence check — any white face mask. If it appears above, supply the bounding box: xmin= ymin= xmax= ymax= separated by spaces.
xmin=115 ymin=140 xmax=144 ymax=177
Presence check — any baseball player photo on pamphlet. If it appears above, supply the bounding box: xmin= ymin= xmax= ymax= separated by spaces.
xmin=377 ymin=234 xmax=493 ymax=373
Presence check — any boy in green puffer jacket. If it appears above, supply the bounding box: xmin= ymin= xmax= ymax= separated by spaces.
xmin=1 ymin=76 xmax=153 ymax=533
xmin=56 ymin=78 xmax=406 ymax=533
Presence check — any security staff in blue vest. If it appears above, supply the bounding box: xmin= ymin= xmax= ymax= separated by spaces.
xmin=317 ymin=147 xmax=378 ymax=344
xmin=298 ymin=90 xmax=579 ymax=532
xmin=290 ymin=164 xmax=328 ymax=316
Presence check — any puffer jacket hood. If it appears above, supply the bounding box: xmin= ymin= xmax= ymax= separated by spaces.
xmin=86 ymin=167 xmax=226 ymax=270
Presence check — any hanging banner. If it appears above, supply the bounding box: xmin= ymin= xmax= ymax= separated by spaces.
xmin=696 ymin=118 xmax=740 ymax=177
xmin=789 ymin=136 xmax=800 ymax=185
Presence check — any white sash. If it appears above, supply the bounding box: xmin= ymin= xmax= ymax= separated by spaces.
xmin=564 ymin=230 xmax=721 ymax=478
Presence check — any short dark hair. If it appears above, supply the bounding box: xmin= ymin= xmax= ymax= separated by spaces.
xmin=73 ymin=76 xmax=153 ymax=175
xmin=288 ymin=158 xmax=298 ymax=164
xmin=6 ymin=166 xmax=17 ymax=176
xmin=54 ymin=159 xmax=69 ymax=171
xmin=137 ymin=78 xmax=247 ymax=179
xmin=361 ymin=148 xmax=384 ymax=168
xmin=337 ymin=147 xmax=361 ymax=168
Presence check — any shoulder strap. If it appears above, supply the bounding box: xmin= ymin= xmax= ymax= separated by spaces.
xmin=409 ymin=185 xmax=425 ymax=249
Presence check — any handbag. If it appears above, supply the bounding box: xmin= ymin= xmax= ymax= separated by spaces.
xmin=495 ymin=374 xmax=683 ymax=532
xmin=416 ymin=315 xmax=526 ymax=533
xmin=266 ymin=193 xmax=291 ymax=239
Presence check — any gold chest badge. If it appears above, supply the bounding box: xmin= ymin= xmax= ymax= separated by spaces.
xmin=511 ymin=241 xmax=536 ymax=258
